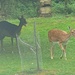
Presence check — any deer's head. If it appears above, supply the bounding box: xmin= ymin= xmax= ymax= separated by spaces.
xmin=68 ymin=26 xmax=75 ymax=37
xmin=71 ymin=29 xmax=75 ymax=37
xmin=18 ymin=15 xmax=27 ymax=26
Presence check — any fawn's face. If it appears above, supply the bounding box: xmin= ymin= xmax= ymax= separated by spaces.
xmin=18 ymin=16 xmax=27 ymax=26
xmin=71 ymin=29 xmax=75 ymax=37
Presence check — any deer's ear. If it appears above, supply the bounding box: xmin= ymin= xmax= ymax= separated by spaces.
xmin=18 ymin=16 xmax=21 ymax=20
xmin=18 ymin=15 xmax=24 ymax=20
xmin=68 ymin=26 xmax=72 ymax=31
xmin=68 ymin=26 xmax=74 ymax=33
xmin=21 ymin=15 xmax=24 ymax=18
xmin=68 ymin=26 xmax=71 ymax=30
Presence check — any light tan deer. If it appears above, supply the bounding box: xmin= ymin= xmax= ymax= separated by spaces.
xmin=48 ymin=28 xmax=75 ymax=60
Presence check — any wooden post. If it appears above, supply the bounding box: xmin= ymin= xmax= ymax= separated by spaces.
xmin=39 ymin=0 xmax=52 ymax=17
xmin=34 ymin=22 xmax=40 ymax=71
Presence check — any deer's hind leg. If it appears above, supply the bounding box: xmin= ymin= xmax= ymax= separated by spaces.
xmin=11 ymin=37 xmax=14 ymax=46
xmin=1 ymin=40 xmax=3 ymax=49
xmin=0 ymin=36 xmax=5 ymax=50
xmin=50 ymin=42 xmax=55 ymax=59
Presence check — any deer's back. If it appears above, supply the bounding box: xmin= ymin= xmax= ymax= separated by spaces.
xmin=48 ymin=29 xmax=68 ymax=42
xmin=0 ymin=21 xmax=18 ymax=37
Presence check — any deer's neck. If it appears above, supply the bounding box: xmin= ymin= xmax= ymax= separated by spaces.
xmin=67 ymin=32 xmax=72 ymax=39
xmin=17 ymin=23 xmax=23 ymax=34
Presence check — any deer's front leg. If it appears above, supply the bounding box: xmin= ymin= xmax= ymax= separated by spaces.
xmin=59 ymin=42 xmax=67 ymax=60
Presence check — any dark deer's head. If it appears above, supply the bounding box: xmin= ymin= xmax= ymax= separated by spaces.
xmin=18 ymin=15 xmax=27 ymax=26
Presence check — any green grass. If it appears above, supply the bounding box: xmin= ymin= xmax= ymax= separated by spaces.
xmin=0 ymin=16 xmax=75 ymax=75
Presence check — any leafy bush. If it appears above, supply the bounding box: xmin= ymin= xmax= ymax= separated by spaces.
xmin=1 ymin=0 xmax=75 ymax=18
xmin=52 ymin=2 xmax=65 ymax=14
xmin=52 ymin=1 xmax=75 ymax=16
xmin=0 ymin=0 xmax=39 ymax=19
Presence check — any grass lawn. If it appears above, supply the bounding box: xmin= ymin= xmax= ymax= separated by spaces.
xmin=0 ymin=16 xmax=75 ymax=75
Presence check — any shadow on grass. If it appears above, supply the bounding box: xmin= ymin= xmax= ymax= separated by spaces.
xmin=16 ymin=69 xmax=56 ymax=75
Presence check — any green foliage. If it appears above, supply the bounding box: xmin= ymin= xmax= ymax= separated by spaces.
xmin=0 ymin=0 xmax=39 ymax=18
xmin=13 ymin=1 xmax=39 ymax=18
xmin=52 ymin=2 xmax=65 ymax=14
xmin=52 ymin=0 xmax=75 ymax=16
xmin=1 ymin=0 xmax=75 ymax=18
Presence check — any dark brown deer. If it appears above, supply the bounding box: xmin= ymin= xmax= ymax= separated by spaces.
xmin=0 ymin=15 xmax=27 ymax=49
xmin=48 ymin=28 xmax=75 ymax=60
